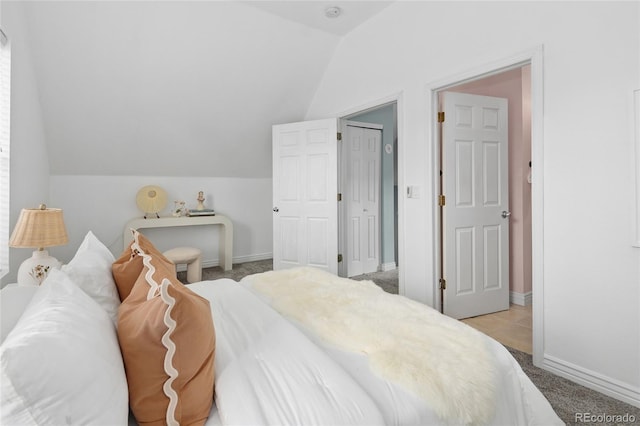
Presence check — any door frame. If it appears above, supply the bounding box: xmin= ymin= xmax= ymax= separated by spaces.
xmin=338 ymin=93 xmax=404 ymax=293
xmin=427 ymin=46 xmax=544 ymax=365
xmin=340 ymin=121 xmax=384 ymax=278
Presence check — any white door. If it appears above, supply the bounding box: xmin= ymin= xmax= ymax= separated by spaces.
xmin=343 ymin=123 xmax=382 ymax=277
xmin=272 ymin=118 xmax=339 ymax=274
xmin=442 ymin=92 xmax=510 ymax=319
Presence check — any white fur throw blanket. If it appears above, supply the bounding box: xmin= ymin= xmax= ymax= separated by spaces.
xmin=248 ymin=267 xmax=497 ymax=425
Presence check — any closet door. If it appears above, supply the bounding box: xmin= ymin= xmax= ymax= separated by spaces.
xmin=344 ymin=123 xmax=381 ymax=277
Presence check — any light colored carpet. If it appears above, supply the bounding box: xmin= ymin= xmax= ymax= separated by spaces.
xmin=181 ymin=259 xmax=400 ymax=294
xmin=350 ymin=268 xmax=399 ymax=294
xmin=183 ymin=258 xmax=274 ymax=283
xmin=506 ymin=347 xmax=640 ymax=426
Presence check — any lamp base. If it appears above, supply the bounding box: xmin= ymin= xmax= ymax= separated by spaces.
xmin=16 ymin=250 xmax=62 ymax=286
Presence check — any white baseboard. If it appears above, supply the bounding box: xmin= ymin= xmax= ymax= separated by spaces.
xmin=510 ymin=291 xmax=532 ymax=306
xmin=542 ymin=354 xmax=640 ymax=409
xmin=380 ymin=262 xmax=397 ymax=272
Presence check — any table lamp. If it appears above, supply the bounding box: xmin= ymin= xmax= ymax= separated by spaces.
xmin=136 ymin=185 xmax=167 ymax=219
xmin=9 ymin=204 xmax=68 ymax=286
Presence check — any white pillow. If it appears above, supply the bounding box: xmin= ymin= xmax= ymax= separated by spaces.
xmin=62 ymin=230 xmax=120 ymax=323
xmin=0 ymin=269 xmax=129 ymax=426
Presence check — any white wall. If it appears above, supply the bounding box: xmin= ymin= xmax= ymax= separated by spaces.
xmin=1 ymin=1 xmax=51 ymax=286
xmin=306 ymin=1 xmax=640 ymax=407
xmin=18 ymin=1 xmax=339 ymax=178
xmin=49 ymin=175 xmax=273 ymax=266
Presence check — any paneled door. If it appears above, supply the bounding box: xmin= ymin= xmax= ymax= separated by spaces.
xmin=344 ymin=123 xmax=382 ymax=277
xmin=442 ymin=92 xmax=510 ymax=319
xmin=272 ymin=118 xmax=339 ymax=274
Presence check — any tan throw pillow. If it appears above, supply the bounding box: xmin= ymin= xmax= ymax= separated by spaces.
xmin=112 ymin=229 xmax=175 ymax=301
xmin=117 ymin=231 xmax=215 ymax=426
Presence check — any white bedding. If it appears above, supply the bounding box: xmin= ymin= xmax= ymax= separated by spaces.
xmin=189 ymin=275 xmax=563 ymax=426
xmin=1 ymin=265 xmax=562 ymax=426
xmin=189 ymin=279 xmax=386 ymax=425
xmin=244 ymin=268 xmax=497 ymax=424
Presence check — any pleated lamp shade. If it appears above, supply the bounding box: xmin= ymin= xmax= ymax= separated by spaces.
xmin=9 ymin=205 xmax=68 ymax=249
xmin=136 ymin=185 xmax=167 ymax=218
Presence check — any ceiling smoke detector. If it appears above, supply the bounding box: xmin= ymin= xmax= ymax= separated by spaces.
xmin=325 ymin=6 xmax=341 ymax=18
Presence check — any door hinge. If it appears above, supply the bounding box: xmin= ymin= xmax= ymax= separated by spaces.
xmin=438 ymin=194 xmax=446 ymax=206
xmin=337 ymin=193 xmax=342 ymax=201
xmin=437 ymin=111 xmax=445 ymax=123
xmin=338 ymin=254 xmax=343 ymax=263
xmin=439 ymin=278 xmax=447 ymax=290
xmin=337 ymin=132 xmax=342 ymax=141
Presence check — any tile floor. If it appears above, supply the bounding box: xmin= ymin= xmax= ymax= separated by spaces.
xmin=461 ymin=304 xmax=533 ymax=354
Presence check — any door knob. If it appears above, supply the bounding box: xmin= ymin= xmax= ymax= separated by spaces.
xmin=273 ymin=207 xmax=279 ymax=212
xmin=501 ymin=211 xmax=511 ymax=218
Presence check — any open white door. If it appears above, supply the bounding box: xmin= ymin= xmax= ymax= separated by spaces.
xmin=442 ymin=92 xmax=510 ymax=319
xmin=272 ymin=118 xmax=339 ymax=274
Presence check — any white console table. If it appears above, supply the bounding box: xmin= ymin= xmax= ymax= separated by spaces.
xmin=123 ymin=215 xmax=233 ymax=271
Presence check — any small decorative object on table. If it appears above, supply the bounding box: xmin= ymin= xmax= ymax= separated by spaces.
xmin=188 ymin=191 xmax=214 ymax=216
xmin=196 ymin=191 xmax=205 ymax=211
xmin=172 ymin=201 xmax=186 ymax=217
xmin=187 ymin=209 xmax=215 ymax=217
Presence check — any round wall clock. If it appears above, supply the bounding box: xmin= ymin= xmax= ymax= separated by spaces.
xmin=136 ymin=185 xmax=167 ymax=218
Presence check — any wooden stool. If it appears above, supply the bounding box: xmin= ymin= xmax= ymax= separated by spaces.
xmin=163 ymin=247 xmax=202 ymax=283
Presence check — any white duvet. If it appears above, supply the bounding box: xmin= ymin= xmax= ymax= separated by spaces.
xmin=190 ymin=279 xmax=385 ymax=426
xmin=189 ymin=273 xmax=563 ymax=426
xmin=245 ymin=267 xmax=499 ymax=424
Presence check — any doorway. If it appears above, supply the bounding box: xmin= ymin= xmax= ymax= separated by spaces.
xmin=340 ymin=103 xmax=398 ymax=281
xmin=438 ymin=65 xmax=532 ymax=318
xmin=429 ymin=47 xmax=543 ymax=365
xmin=271 ymin=100 xmax=400 ymax=291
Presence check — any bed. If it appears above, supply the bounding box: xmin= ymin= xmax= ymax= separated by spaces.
xmin=0 ymin=230 xmax=563 ymax=425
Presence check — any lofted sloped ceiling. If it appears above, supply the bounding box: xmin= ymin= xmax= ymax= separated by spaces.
xmin=19 ymin=1 xmax=391 ymax=178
